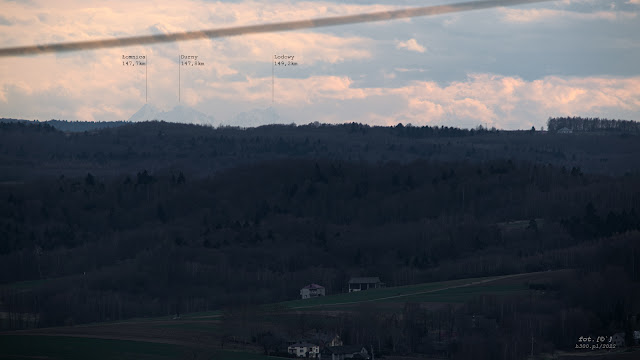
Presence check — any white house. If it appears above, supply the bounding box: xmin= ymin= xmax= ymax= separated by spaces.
xmin=557 ymin=127 xmax=573 ymax=134
xmin=288 ymin=342 xmax=320 ymax=358
xmin=348 ymin=277 xmax=384 ymax=292
xmin=301 ymin=284 xmax=326 ymax=299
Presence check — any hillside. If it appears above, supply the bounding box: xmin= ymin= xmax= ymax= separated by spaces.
xmin=1 ymin=120 xmax=639 ymax=359
xmin=0 ymin=270 xmax=575 ymax=359
xmin=1 ymin=120 xmax=640 ymax=182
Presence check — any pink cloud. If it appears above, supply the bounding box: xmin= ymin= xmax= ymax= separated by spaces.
xmin=1 ymin=1 xmax=639 ymax=128
xmin=500 ymin=8 xmax=637 ymax=23
xmin=396 ymin=38 xmax=426 ymax=53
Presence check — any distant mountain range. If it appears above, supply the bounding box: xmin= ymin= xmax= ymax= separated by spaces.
xmin=128 ymin=104 xmax=217 ymax=126
xmin=228 ymin=107 xmax=283 ymax=128
xmin=1 ymin=105 xmax=285 ymax=132
xmin=128 ymin=104 xmax=285 ymax=128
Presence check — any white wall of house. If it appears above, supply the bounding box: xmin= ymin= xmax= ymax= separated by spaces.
xmin=288 ymin=343 xmax=320 ymax=358
xmin=300 ymin=286 xmax=325 ymax=299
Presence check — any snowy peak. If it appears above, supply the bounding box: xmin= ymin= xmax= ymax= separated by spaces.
xmin=162 ymin=105 xmax=216 ymax=126
xmin=128 ymin=105 xmax=287 ymax=128
xmin=127 ymin=104 xmax=216 ymax=126
xmin=128 ymin=104 xmax=162 ymax=122
xmin=231 ymin=107 xmax=282 ymax=127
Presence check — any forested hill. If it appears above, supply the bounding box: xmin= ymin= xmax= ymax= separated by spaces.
xmin=2 ymin=119 xmax=640 ymax=359
xmin=1 ymin=120 xmax=639 ymax=181
xmin=547 ymin=116 xmax=640 ymax=133
xmin=0 ymin=118 xmax=129 ymax=132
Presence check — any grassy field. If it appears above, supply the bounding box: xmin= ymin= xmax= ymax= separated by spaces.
xmin=271 ymin=276 xmax=487 ymax=309
xmin=0 ymin=335 xmax=284 ymax=360
xmin=273 ymin=273 xmax=534 ymax=310
xmin=391 ymin=283 xmax=528 ymax=303
xmin=0 ymin=271 xmax=565 ymax=359
xmin=1 ymin=278 xmax=49 ymax=290
xmin=0 ymin=335 xmax=185 ymax=360
xmin=153 ymin=321 xmax=222 ymax=333
xmin=101 ymin=272 xmax=543 ymax=320
xmin=2 ymin=271 xmax=555 ymax=320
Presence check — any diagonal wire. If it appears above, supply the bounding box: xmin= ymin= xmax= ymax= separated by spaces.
xmin=0 ymin=0 xmax=553 ymax=57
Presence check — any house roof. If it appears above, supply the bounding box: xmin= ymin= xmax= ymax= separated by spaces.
xmin=301 ymin=283 xmax=325 ymax=290
xmin=349 ymin=277 xmax=381 ymax=284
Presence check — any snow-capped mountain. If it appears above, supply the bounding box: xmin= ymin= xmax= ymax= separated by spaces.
xmin=127 ymin=104 xmax=216 ymax=126
xmin=128 ymin=104 xmax=162 ymax=122
xmin=229 ymin=107 xmax=283 ymax=128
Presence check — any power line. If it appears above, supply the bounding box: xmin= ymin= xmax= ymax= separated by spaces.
xmin=0 ymin=0 xmax=553 ymax=57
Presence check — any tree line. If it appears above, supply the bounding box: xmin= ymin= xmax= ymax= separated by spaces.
xmin=547 ymin=116 xmax=640 ymax=133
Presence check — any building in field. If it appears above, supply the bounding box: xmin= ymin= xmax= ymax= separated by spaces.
xmin=348 ymin=277 xmax=384 ymax=292
xmin=325 ymin=334 xmax=343 ymax=347
xmin=301 ymin=284 xmax=326 ymax=299
xmin=557 ymin=127 xmax=573 ymax=134
xmin=288 ymin=342 xmax=320 ymax=358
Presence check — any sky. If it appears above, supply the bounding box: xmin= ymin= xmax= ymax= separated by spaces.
xmin=0 ymin=0 xmax=638 ymax=129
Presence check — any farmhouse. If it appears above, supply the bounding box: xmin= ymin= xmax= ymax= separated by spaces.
xmin=320 ymin=345 xmax=370 ymax=360
xmin=557 ymin=127 xmax=573 ymax=134
xmin=325 ymin=334 xmax=343 ymax=347
xmin=300 ymin=284 xmax=326 ymax=299
xmin=288 ymin=342 xmax=320 ymax=358
xmin=348 ymin=277 xmax=384 ymax=292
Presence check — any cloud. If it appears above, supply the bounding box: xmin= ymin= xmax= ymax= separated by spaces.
xmin=500 ymin=8 xmax=637 ymax=23
xmin=0 ymin=0 xmax=380 ymax=121
xmin=402 ymin=75 xmax=640 ymax=128
xmin=199 ymin=73 xmax=640 ymax=128
xmin=0 ymin=0 xmax=397 ymax=51
xmin=396 ymin=38 xmax=426 ymax=53
xmin=3 ymin=65 xmax=639 ymax=128
xmin=407 ymin=98 xmax=445 ymax=119
xmin=221 ymin=32 xmax=373 ymax=65
xmin=395 ymin=68 xmax=426 ymax=73
xmin=0 ymin=15 xmax=13 ymax=26
xmin=1 ymin=0 xmax=639 ymax=129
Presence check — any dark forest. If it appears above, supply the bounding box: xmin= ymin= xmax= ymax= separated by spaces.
xmin=1 ymin=117 xmax=639 ymax=360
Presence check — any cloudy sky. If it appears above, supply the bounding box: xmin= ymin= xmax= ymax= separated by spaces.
xmin=0 ymin=0 xmax=638 ymax=129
